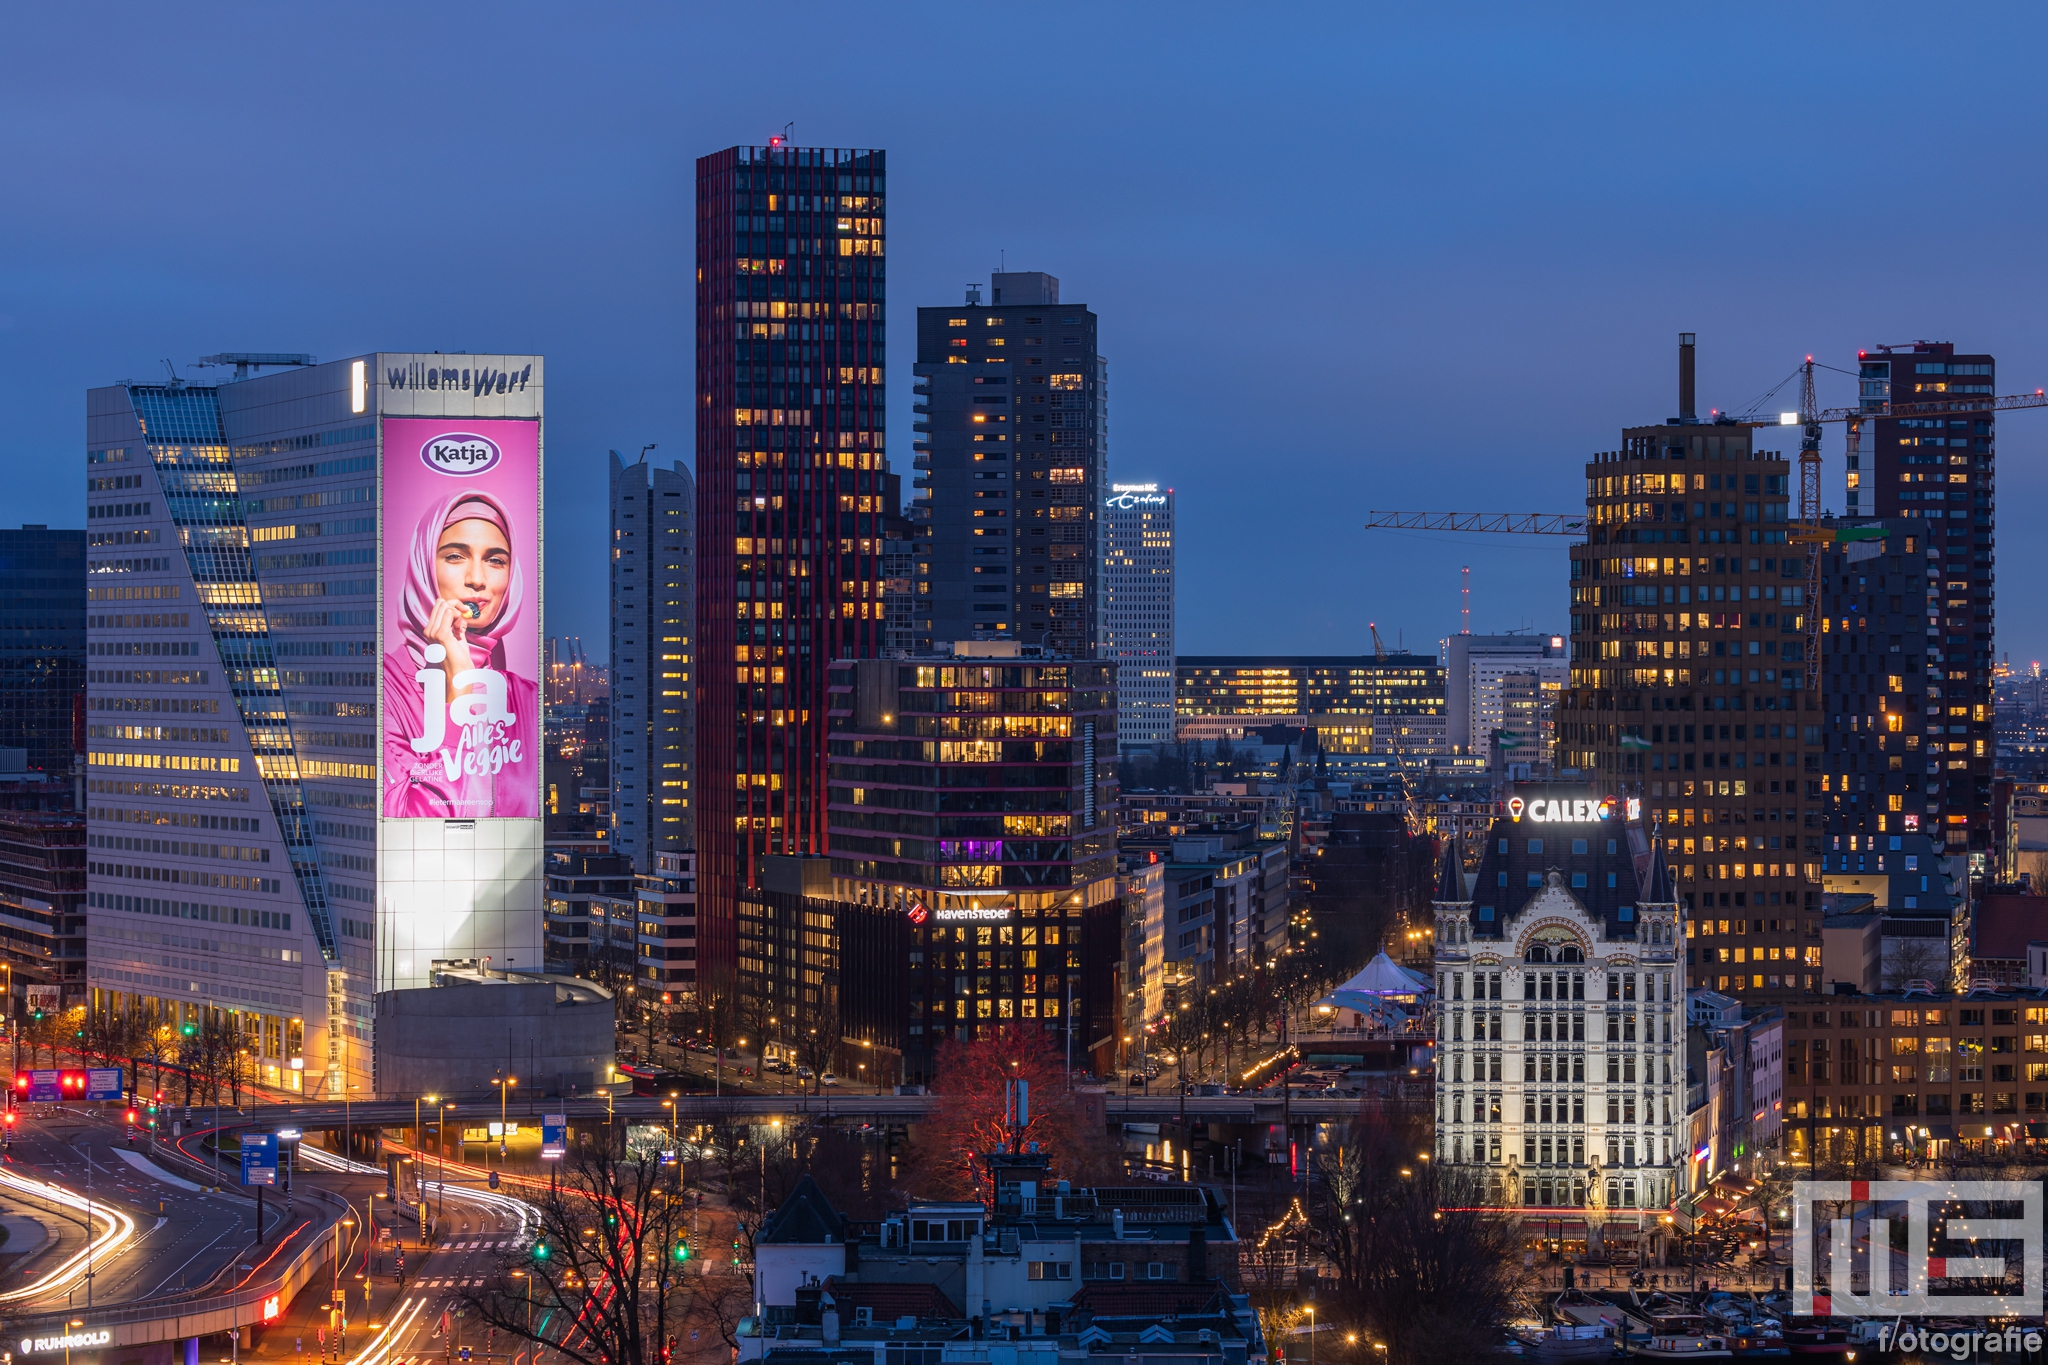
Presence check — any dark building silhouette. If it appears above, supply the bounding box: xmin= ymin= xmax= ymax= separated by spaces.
xmin=0 ymin=526 xmax=84 ymax=793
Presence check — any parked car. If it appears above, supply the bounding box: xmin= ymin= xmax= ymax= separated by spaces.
xmin=665 ymin=1034 xmax=682 ymax=1046
xmin=796 ymin=1066 xmax=815 ymax=1081
xmin=820 ymin=1072 xmax=840 ymax=1086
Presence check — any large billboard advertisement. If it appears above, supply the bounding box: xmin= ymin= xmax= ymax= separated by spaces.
xmin=380 ymin=418 xmax=540 ymax=819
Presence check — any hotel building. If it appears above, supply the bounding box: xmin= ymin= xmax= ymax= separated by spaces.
xmin=822 ymin=644 xmax=1120 ymax=1079
xmin=1433 ymin=789 xmax=1686 ymax=1252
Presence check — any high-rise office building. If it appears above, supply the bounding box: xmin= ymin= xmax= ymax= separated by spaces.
xmin=1813 ymin=520 xmax=1965 ymax=988
xmin=1558 ymin=337 xmax=1823 ymax=1000
xmin=823 ymin=643 xmax=1120 ymax=1079
xmin=0 ymin=812 xmax=86 ymax=1002
xmin=695 ymin=143 xmax=890 ymax=969
xmin=1176 ymin=656 xmax=1447 ymax=719
xmin=84 ymin=354 xmax=572 ymax=1098
xmin=1844 ymin=342 xmax=1995 ymax=869
xmin=610 ymin=452 xmax=696 ymax=866
xmin=1443 ymin=633 xmax=1568 ymax=762
xmin=1103 ymin=483 xmax=1174 ymax=749
xmin=911 ymin=272 xmax=1106 ymax=656
xmin=1 ymin=525 xmax=85 ymax=789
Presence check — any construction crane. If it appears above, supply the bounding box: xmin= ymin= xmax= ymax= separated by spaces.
xmin=1365 ymin=511 xmax=1584 ymax=535
xmin=1362 ymin=620 xmax=1419 ymax=810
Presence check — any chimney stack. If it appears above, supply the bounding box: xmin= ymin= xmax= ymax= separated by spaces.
xmin=1679 ymin=333 xmax=1697 ymax=422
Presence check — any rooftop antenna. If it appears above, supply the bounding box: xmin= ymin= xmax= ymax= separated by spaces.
xmin=965 ymin=282 xmax=983 ymax=305
xmin=640 ymin=443 xmax=657 ymax=464
xmin=1460 ymin=566 xmax=1471 ymax=636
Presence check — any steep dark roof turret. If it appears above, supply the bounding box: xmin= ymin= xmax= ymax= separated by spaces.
xmin=1639 ymin=835 xmax=1676 ymax=905
xmin=759 ymin=1173 xmax=845 ymax=1244
xmin=1434 ymin=839 xmax=1466 ymax=903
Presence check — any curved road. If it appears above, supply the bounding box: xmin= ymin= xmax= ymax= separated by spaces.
xmin=0 ymin=1105 xmax=321 ymax=1319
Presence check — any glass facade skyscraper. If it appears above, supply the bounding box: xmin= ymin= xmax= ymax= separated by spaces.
xmin=609 ymin=452 xmax=696 ymax=867
xmin=1102 ymin=484 xmax=1173 ymax=748
xmin=0 ymin=525 xmax=85 ymax=786
xmin=695 ymin=143 xmax=889 ymax=969
xmin=85 ymin=354 xmax=548 ymax=1097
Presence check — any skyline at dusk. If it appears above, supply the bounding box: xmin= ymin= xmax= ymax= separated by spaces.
xmin=5 ymin=7 xmax=2047 ymax=660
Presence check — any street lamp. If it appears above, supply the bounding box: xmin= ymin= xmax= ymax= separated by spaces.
xmin=493 ymin=1074 xmax=518 ymax=1157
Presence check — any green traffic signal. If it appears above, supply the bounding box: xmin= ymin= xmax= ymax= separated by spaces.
xmin=533 ymin=1242 xmax=550 ymax=1260
xmin=672 ymin=1240 xmax=690 ymax=1262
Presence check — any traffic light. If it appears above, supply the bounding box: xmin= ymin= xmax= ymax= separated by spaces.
xmin=672 ymin=1237 xmax=690 ymax=1262
xmin=533 ymin=1241 xmax=550 ymax=1261
xmin=180 ymin=1022 xmax=195 ymax=1038
xmin=125 ymin=1109 xmax=137 ymax=1125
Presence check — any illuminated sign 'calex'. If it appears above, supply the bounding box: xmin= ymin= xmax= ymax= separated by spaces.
xmin=1507 ymin=797 xmax=1614 ymax=824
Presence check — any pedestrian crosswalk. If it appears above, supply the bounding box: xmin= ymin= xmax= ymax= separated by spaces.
xmin=415 ymin=1278 xmax=490 ymax=1288
xmin=440 ymin=1239 xmax=517 ymax=1250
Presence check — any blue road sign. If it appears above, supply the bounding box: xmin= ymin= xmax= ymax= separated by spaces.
xmin=240 ymin=1133 xmax=278 ymax=1186
xmin=85 ymin=1069 xmax=122 ymax=1102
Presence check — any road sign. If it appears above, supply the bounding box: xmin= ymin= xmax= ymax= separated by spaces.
xmin=542 ymin=1114 xmax=566 ymax=1159
xmin=85 ymin=1068 xmax=122 ymax=1102
xmin=27 ymin=1069 xmax=58 ymax=1103
xmin=241 ymin=1133 xmax=279 ymax=1186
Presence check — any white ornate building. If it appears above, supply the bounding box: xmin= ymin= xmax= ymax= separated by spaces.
xmin=1432 ymin=791 xmax=1686 ymax=1256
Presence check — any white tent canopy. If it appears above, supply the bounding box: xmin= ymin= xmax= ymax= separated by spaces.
xmin=1313 ymin=950 xmax=1433 ymax=1017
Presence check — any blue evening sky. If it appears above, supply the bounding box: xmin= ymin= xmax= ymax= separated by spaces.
xmin=3 ymin=6 xmax=2044 ymax=665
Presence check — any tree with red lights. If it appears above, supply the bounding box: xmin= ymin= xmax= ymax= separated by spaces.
xmin=912 ymin=1023 xmax=1120 ymax=1198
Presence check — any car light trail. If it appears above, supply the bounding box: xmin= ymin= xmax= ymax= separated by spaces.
xmin=345 ymin=1294 xmax=424 ymax=1365
xmin=0 ymin=1167 xmax=138 ymax=1304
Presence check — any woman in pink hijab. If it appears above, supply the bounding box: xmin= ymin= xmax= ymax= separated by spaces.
xmin=382 ymin=491 xmax=539 ymax=817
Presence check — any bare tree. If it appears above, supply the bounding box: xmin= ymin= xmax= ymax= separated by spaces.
xmin=691 ymin=964 xmax=743 ymax=1089
xmin=1310 ymin=1109 xmax=1530 ymax=1364
xmin=464 ymin=1132 xmax=752 ymax=1364
xmin=1883 ymin=936 xmax=1942 ymax=991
